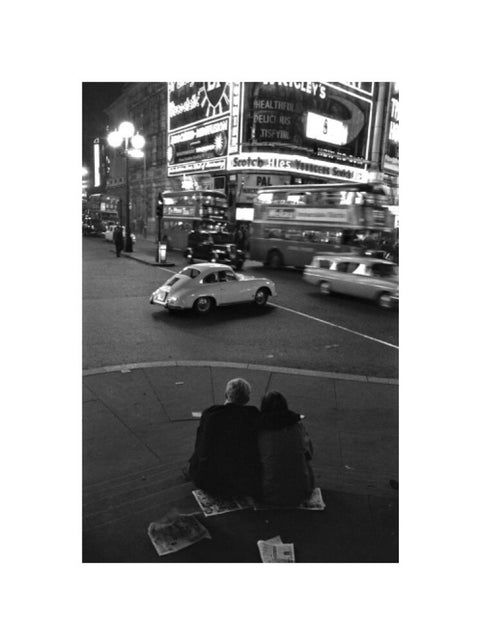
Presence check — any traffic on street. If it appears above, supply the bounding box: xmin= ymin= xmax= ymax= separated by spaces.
xmin=82 ymin=81 xmax=399 ymax=565
xmin=83 ymin=235 xmax=398 ymax=379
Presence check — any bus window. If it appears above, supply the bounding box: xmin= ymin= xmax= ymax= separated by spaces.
xmin=284 ymin=228 xmax=303 ymax=241
xmin=287 ymin=193 xmax=307 ymax=205
xmin=265 ymin=227 xmax=283 ymax=239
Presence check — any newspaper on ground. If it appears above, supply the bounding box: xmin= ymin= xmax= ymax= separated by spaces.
xmin=192 ymin=489 xmax=254 ymax=516
xmin=148 ymin=509 xmax=211 ymax=557
xmin=253 ymin=487 xmax=326 ymax=511
xmin=257 ymin=535 xmax=295 ymax=563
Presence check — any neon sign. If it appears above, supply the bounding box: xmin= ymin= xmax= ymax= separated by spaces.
xmin=168 ymin=82 xmax=231 ymax=131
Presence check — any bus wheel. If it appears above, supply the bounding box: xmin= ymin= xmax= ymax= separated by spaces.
xmin=253 ymin=288 xmax=269 ymax=307
xmin=319 ymin=281 xmax=331 ymax=295
xmin=267 ymin=250 xmax=283 ymax=269
xmin=193 ymin=297 xmax=214 ymax=315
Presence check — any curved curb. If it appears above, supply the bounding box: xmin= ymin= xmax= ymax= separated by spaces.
xmin=82 ymin=360 xmax=398 ymax=385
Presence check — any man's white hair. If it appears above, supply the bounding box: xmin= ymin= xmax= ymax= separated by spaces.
xmin=225 ymin=378 xmax=251 ymax=405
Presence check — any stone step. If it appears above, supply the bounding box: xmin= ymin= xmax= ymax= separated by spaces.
xmin=83 ymin=480 xmax=196 ymax=532
xmin=313 ymin=465 xmax=398 ymax=498
xmin=83 ymin=458 xmax=187 ymax=498
xmin=83 ymin=468 xmax=190 ymax=512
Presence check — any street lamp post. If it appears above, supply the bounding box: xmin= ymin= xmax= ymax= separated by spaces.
xmin=107 ymin=121 xmax=145 ymax=253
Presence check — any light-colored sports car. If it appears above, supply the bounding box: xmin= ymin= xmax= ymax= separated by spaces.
xmin=150 ymin=263 xmax=277 ymax=314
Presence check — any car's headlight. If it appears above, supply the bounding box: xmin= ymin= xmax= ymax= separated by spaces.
xmin=167 ymin=296 xmax=178 ymax=303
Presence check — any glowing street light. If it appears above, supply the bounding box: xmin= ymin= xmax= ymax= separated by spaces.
xmin=107 ymin=121 xmax=145 ymax=252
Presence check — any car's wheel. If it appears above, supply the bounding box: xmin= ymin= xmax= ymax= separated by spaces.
xmin=319 ymin=281 xmax=331 ymax=295
xmin=378 ymin=292 xmax=394 ymax=309
xmin=193 ymin=296 xmax=214 ymax=315
xmin=253 ymin=288 xmax=269 ymax=307
xmin=266 ymin=250 xmax=283 ymax=269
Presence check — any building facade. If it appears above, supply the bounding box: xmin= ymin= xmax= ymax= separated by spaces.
xmin=99 ymin=82 xmax=399 ymax=235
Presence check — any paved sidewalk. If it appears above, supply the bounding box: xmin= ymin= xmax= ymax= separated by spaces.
xmin=109 ymin=234 xmax=264 ymax=270
xmin=83 ymin=361 xmax=398 ymax=563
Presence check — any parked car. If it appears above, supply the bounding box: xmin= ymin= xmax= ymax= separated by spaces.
xmin=104 ymin=223 xmax=136 ymax=244
xmin=185 ymin=231 xmax=245 ymax=270
xmin=303 ymin=254 xmax=398 ymax=309
xmin=150 ymin=263 xmax=276 ymax=314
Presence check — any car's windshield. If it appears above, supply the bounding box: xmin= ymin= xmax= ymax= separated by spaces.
xmin=371 ymin=263 xmax=398 ymax=278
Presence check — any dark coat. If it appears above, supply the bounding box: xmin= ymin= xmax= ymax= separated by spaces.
xmin=113 ymin=227 xmax=124 ymax=250
xmin=188 ymin=403 xmax=261 ymax=497
xmin=256 ymin=410 xmax=315 ymax=507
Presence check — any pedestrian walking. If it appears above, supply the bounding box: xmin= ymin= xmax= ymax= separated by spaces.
xmin=113 ymin=224 xmax=124 ymax=257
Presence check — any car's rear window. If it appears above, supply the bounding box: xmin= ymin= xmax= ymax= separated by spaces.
xmin=178 ymin=268 xmax=200 ymax=279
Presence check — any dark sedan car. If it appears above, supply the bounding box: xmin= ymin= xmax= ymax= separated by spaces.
xmin=184 ymin=231 xmax=245 ymax=270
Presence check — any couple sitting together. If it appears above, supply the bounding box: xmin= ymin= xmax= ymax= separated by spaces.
xmin=188 ymin=378 xmax=315 ymax=507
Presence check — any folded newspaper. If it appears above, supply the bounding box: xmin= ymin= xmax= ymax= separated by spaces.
xmin=257 ymin=535 xmax=295 ymax=563
xmin=192 ymin=489 xmax=254 ymax=516
xmin=254 ymin=487 xmax=326 ymax=511
xmin=148 ymin=509 xmax=211 ymax=557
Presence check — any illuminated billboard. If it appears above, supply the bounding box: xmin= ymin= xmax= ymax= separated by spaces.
xmin=167 ymin=82 xmax=231 ymax=176
xmin=384 ymin=83 xmax=399 ymax=173
xmin=241 ymin=82 xmax=374 ymax=169
xmin=166 ymin=82 xmax=374 ymax=181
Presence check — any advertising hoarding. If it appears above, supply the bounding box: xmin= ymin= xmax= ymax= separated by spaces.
xmin=241 ymin=82 xmax=373 ymax=169
xmin=166 ymin=82 xmax=374 ymax=182
xmin=167 ymin=83 xmax=231 ymax=176
xmin=227 ymin=152 xmax=368 ymax=182
xmin=384 ymin=84 xmax=399 ymax=173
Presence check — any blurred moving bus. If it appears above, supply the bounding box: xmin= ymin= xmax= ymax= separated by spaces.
xmin=162 ymin=189 xmax=229 ymax=250
xmin=82 ymin=193 xmax=120 ymax=234
xmin=250 ymin=183 xmax=396 ymax=268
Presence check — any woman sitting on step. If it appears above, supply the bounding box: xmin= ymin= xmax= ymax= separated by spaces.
xmin=256 ymin=391 xmax=315 ymax=508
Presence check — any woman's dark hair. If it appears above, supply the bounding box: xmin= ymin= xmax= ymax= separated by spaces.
xmin=261 ymin=391 xmax=289 ymax=414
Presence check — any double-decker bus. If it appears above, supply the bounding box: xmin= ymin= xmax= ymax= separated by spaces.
xmin=250 ymin=183 xmax=396 ymax=268
xmin=82 ymin=193 xmax=120 ymax=235
xmin=162 ymin=189 xmax=230 ymax=250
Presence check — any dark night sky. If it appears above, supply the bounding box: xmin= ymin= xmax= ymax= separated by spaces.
xmin=82 ymin=82 xmax=126 ymax=168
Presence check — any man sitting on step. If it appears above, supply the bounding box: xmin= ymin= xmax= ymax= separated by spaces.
xmin=188 ymin=378 xmax=261 ymax=498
